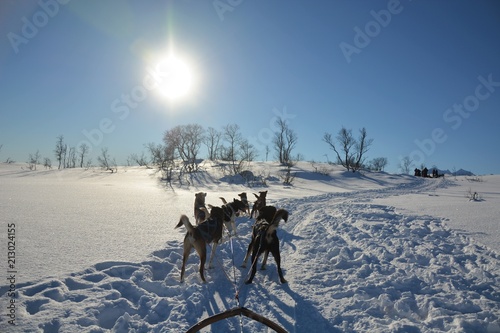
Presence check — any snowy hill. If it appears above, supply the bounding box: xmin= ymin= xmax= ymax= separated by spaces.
xmin=437 ymin=168 xmax=475 ymax=176
xmin=1 ymin=162 xmax=499 ymax=332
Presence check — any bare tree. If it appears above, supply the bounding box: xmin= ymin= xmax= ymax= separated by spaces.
xmin=66 ymin=146 xmax=77 ymax=168
xmin=284 ymin=126 xmax=298 ymax=166
xmin=146 ymin=142 xmax=176 ymax=183
xmin=27 ymin=150 xmax=41 ymax=171
xmin=240 ymin=138 xmax=258 ymax=162
xmin=184 ymin=124 xmax=204 ymax=171
xmin=129 ymin=152 xmax=150 ymax=168
xmin=97 ymin=147 xmax=117 ymax=173
xmin=273 ymin=117 xmax=298 ymax=165
xmin=164 ymin=124 xmax=204 ymax=173
xmin=399 ymin=156 xmax=413 ymax=174
xmin=43 ymin=157 xmax=52 ymax=169
xmin=369 ymin=157 xmax=388 ymax=171
xmin=204 ymin=127 xmax=222 ymax=161
xmin=352 ymin=127 xmax=373 ymax=171
xmin=54 ymin=135 xmax=66 ymax=169
xmin=323 ymin=127 xmax=355 ymax=171
xmin=78 ymin=143 xmax=89 ymax=168
xmin=323 ymin=127 xmax=372 ymax=172
xmin=223 ymin=123 xmax=244 ymax=175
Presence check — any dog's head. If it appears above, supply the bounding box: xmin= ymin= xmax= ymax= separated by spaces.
xmin=238 ymin=192 xmax=248 ymax=201
xmin=209 ymin=206 xmax=224 ymax=221
xmin=231 ymin=198 xmax=247 ymax=212
xmin=253 ymin=191 xmax=268 ymax=200
xmin=195 ymin=192 xmax=207 ymax=205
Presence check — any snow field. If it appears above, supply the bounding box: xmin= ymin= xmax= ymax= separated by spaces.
xmin=1 ymin=162 xmax=499 ymax=332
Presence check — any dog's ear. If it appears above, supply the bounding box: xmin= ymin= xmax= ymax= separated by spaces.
xmin=203 ymin=192 xmax=207 ymax=197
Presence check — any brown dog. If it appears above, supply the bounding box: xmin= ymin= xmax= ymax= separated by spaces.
xmin=194 ymin=192 xmax=207 ymax=224
xmin=250 ymin=190 xmax=267 ymax=218
xmin=243 ymin=206 xmax=289 ymax=284
xmin=175 ymin=206 xmax=225 ymax=283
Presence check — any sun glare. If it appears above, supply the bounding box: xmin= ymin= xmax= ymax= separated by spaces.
xmin=152 ymin=55 xmax=195 ymax=101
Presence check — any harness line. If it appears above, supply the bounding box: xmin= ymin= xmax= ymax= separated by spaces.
xmin=187 ymin=218 xmax=287 ymax=333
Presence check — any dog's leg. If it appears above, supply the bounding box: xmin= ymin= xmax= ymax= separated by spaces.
xmin=241 ymin=239 xmax=253 ymax=268
xmin=250 ymin=204 xmax=256 ymax=219
xmin=270 ymin=243 xmax=287 ymax=284
xmin=231 ymin=218 xmax=237 ymax=236
xmin=207 ymin=242 xmax=218 ymax=269
xmin=244 ymin=250 xmax=258 ymax=284
xmin=245 ymin=245 xmax=264 ymax=284
xmin=193 ymin=241 xmax=207 ymax=283
xmin=180 ymin=236 xmax=193 ymax=283
xmin=260 ymin=250 xmax=269 ymax=270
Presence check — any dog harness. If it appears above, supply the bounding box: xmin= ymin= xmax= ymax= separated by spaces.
xmin=222 ymin=204 xmax=236 ymax=221
xmin=198 ymin=217 xmax=220 ymax=243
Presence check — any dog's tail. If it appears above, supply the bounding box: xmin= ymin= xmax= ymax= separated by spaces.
xmin=264 ymin=209 xmax=289 ymax=236
xmin=175 ymin=214 xmax=195 ymax=233
xmin=272 ymin=209 xmax=289 ymax=226
xmin=219 ymin=197 xmax=228 ymax=204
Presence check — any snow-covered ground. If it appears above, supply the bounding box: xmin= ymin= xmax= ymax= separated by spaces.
xmin=1 ymin=161 xmax=499 ymax=332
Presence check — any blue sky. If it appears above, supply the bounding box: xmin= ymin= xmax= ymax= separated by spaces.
xmin=1 ymin=0 xmax=499 ymax=174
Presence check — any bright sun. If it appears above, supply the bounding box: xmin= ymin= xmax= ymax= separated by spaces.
xmin=152 ymin=55 xmax=194 ymax=101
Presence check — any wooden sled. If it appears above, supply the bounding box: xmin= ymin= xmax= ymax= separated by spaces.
xmin=186 ymin=306 xmax=287 ymax=333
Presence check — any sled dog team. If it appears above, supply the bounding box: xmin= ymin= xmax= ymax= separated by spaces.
xmin=175 ymin=190 xmax=288 ymax=284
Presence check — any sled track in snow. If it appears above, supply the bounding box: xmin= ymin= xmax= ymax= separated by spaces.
xmin=269 ymin=176 xmax=500 ymax=332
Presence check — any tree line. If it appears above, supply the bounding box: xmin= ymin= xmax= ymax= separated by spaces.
xmin=3 ymin=118 xmax=390 ymax=174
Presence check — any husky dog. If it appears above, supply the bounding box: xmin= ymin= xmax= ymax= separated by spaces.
xmin=250 ymin=190 xmax=268 ymax=218
xmin=210 ymin=198 xmax=247 ymax=236
xmin=238 ymin=192 xmax=250 ymax=216
xmin=175 ymin=206 xmax=226 ymax=283
xmin=220 ymin=193 xmax=250 ymax=216
xmin=221 ymin=199 xmax=247 ymax=236
xmin=242 ymin=206 xmax=282 ymax=269
xmin=243 ymin=207 xmax=289 ymax=284
xmin=194 ymin=192 xmax=207 ymax=224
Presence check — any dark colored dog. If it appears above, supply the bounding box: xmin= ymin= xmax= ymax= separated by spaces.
xmin=242 ymin=206 xmax=280 ymax=269
xmin=238 ymin=192 xmax=250 ymax=216
xmin=175 ymin=206 xmax=225 ymax=283
xmin=243 ymin=206 xmax=289 ymax=284
xmin=194 ymin=192 xmax=207 ymax=224
xmin=250 ymin=190 xmax=267 ymax=218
